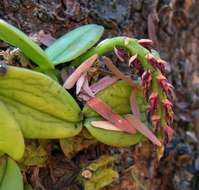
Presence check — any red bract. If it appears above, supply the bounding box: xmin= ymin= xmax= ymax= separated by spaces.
xmin=78 ymin=93 xmax=90 ymax=101
xmin=146 ymin=53 xmax=158 ymax=68
xmin=146 ymin=54 xmax=166 ymax=74
xmin=138 ymin=39 xmax=153 ymax=49
xmin=103 ymin=56 xmax=141 ymax=89
xmin=82 ymin=78 xmax=95 ymax=98
xmin=114 ymin=47 xmax=126 ymax=62
xmin=157 ymin=59 xmax=166 ymax=74
xmin=163 ymin=83 xmax=175 ymax=100
xmin=90 ymin=76 xmax=118 ymax=94
xmin=151 ymin=115 xmax=160 ymax=129
xmin=162 ymin=99 xmax=174 ymax=122
xmin=141 ymin=70 xmax=152 ymax=87
xmin=126 ymin=114 xmax=162 ymax=146
xmin=64 ymin=54 xmax=98 ymax=89
xmin=130 ymin=90 xmax=141 ymax=118
xmin=87 ymin=97 xmax=136 ymax=134
xmin=141 ymin=71 xmax=152 ymax=99
xmin=91 ymin=120 xmax=123 ymax=132
xmin=129 ymin=54 xmax=143 ymax=74
xmin=157 ymin=73 xmax=175 ymax=100
xmin=156 ymin=73 xmax=167 ymax=81
xmin=164 ymin=125 xmax=174 ymax=142
xmin=156 ymin=73 xmax=168 ymax=89
xmin=76 ymin=72 xmax=87 ymax=95
xmin=149 ymin=92 xmax=158 ymax=115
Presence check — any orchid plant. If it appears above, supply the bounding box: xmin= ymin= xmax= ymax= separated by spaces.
xmin=0 ymin=19 xmax=174 ymax=189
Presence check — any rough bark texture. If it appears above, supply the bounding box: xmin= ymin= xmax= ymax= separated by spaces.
xmin=0 ymin=0 xmax=198 ymax=190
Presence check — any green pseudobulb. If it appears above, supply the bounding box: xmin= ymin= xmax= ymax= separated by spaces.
xmin=83 ymin=80 xmax=149 ymax=147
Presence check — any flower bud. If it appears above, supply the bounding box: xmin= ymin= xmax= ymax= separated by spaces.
xmin=162 ymin=99 xmax=174 ymax=122
xmin=164 ymin=125 xmax=174 ymax=143
xmin=141 ymin=71 xmax=152 ymax=99
xmin=114 ymin=47 xmax=127 ymax=62
xmin=138 ymin=39 xmax=153 ymax=49
xmin=141 ymin=70 xmax=152 ymax=87
xmin=129 ymin=54 xmax=143 ymax=74
xmin=146 ymin=53 xmax=158 ymax=68
xmin=151 ymin=114 xmax=161 ymax=128
xmin=157 ymin=59 xmax=166 ymax=74
xmin=149 ymin=92 xmax=158 ymax=115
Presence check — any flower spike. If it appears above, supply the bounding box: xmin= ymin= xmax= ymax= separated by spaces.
xmin=164 ymin=125 xmax=174 ymax=143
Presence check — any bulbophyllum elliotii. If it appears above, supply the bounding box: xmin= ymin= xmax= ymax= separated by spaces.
xmin=64 ymin=38 xmax=174 ymax=146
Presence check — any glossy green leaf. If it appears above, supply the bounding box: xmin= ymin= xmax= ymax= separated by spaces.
xmin=0 ymin=66 xmax=82 ymax=140
xmin=83 ymin=80 xmax=150 ymax=147
xmin=0 ymin=158 xmax=23 ymax=190
xmin=0 ymin=19 xmax=54 ymax=69
xmin=45 ymin=24 xmax=104 ymax=65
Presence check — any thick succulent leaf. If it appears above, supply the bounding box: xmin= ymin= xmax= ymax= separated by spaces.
xmin=0 ymin=66 xmax=82 ymax=139
xmin=0 ymin=158 xmax=23 ymax=190
xmin=83 ymin=80 xmax=132 ymax=117
xmin=0 ymin=101 xmax=24 ymax=160
xmin=45 ymin=24 xmax=104 ymax=65
xmin=0 ymin=19 xmax=53 ymax=69
xmin=34 ymin=67 xmax=61 ymax=83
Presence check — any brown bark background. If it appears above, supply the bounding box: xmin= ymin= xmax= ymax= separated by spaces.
xmin=0 ymin=0 xmax=198 ymax=190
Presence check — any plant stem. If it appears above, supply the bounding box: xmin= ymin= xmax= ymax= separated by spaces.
xmin=72 ymin=37 xmax=152 ymax=70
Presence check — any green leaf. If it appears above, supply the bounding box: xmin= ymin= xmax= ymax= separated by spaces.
xmin=45 ymin=24 xmax=104 ymax=65
xmin=33 ymin=67 xmax=61 ymax=83
xmin=0 ymin=66 xmax=82 ymax=140
xmin=0 ymin=101 xmax=24 ymax=160
xmin=0 ymin=19 xmax=54 ymax=70
xmin=83 ymin=80 xmax=150 ymax=147
xmin=0 ymin=158 xmax=24 ymax=190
